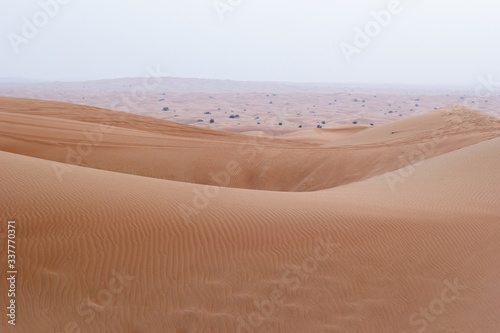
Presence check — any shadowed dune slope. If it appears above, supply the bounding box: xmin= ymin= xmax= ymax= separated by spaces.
xmin=1 ymin=135 xmax=499 ymax=332
xmin=1 ymin=97 xmax=500 ymax=192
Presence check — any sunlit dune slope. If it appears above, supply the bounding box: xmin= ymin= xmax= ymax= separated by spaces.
xmin=323 ymin=104 xmax=500 ymax=147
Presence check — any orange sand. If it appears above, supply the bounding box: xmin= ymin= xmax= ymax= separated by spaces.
xmin=1 ymin=96 xmax=499 ymax=332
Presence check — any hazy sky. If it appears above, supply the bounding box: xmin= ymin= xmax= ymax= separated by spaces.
xmin=1 ymin=0 xmax=499 ymax=86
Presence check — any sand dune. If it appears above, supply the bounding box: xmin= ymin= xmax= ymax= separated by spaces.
xmin=1 ymin=97 xmax=499 ymax=332
xmin=2 ymin=98 xmax=500 ymax=192
xmin=323 ymin=104 xmax=500 ymax=147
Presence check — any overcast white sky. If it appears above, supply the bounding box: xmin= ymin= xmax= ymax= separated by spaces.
xmin=1 ymin=0 xmax=499 ymax=86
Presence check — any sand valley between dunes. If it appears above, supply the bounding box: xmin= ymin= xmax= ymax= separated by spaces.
xmin=1 ymin=88 xmax=500 ymax=332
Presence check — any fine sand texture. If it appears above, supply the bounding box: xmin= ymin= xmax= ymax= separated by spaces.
xmin=1 ymin=97 xmax=500 ymax=332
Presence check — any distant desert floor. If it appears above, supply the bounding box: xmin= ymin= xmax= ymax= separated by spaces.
xmin=1 ymin=91 xmax=500 ymax=332
xmin=1 ymin=78 xmax=499 ymax=135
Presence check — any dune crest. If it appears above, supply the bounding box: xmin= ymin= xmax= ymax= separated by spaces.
xmin=2 ymin=98 xmax=500 ymax=192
